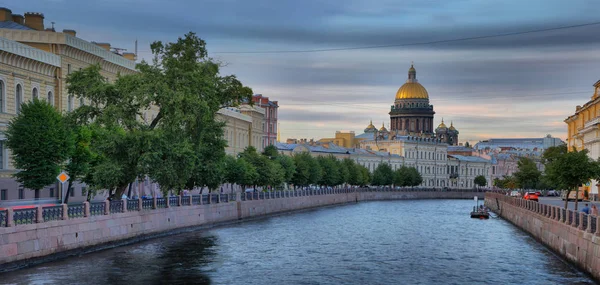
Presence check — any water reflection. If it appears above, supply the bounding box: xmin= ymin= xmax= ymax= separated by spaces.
xmin=0 ymin=200 xmax=596 ymax=285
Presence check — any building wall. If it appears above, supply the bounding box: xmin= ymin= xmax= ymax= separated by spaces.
xmin=252 ymin=95 xmax=278 ymax=147
xmin=217 ymin=108 xmax=252 ymax=156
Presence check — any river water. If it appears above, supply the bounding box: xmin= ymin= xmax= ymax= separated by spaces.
xmin=0 ymin=200 xmax=596 ymax=285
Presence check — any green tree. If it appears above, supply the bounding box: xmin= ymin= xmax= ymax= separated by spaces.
xmin=545 ymin=147 xmax=597 ymax=210
xmin=359 ymin=165 xmax=371 ymax=186
xmin=262 ymin=145 xmax=279 ymax=159
xmin=317 ymin=155 xmax=341 ymax=187
xmin=5 ymin=100 xmax=73 ymax=191
xmin=337 ymin=159 xmax=350 ymax=187
xmin=308 ymin=155 xmax=323 ymax=186
xmin=291 ymin=152 xmax=312 ymax=187
xmin=474 ymin=175 xmax=487 ymax=188
xmin=342 ymin=158 xmax=361 ymax=186
xmin=513 ymin=157 xmax=541 ymax=189
xmin=63 ymin=124 xmax=94 ymax=203
xmin=394 ymin=166 xmax=410 ymax=187
xmin=276 ymin=155 xmax=296 ymax=188
xmin=406 ymin=167 xmax=423 ymax=187
xmin=372 ymin=163 xmax=394 ymax=186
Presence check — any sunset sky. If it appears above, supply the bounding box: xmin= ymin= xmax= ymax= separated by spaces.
xmin=9 ymin=0 xmax=600 ymax=144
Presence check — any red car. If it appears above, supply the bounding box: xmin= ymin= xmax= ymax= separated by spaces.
xmin=524 ymin=192 xmax=539 ymax=201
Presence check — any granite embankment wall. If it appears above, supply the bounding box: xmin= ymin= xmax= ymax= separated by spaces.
xmin=485 ymin=192 xmax=600 ymax=281
xmin=0 ymin=189 xmax=483 ymax=270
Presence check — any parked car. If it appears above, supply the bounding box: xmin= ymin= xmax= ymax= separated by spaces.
xmin=534 ymin=191 xmax=542 ymax=196
xmin=244 ymin=188 xmax=255 ymax=193
xmin=524 ymin=192 xmax=539 ymax=201
xmin=509 ymin=190 xmax=521 ymax=197
xmin=546 ymin=190 xmax=560 ymax=197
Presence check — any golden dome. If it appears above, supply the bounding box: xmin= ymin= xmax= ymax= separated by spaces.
xmin=449 ymin=121 xmax=456 ymax=131
xmin=395 ymin=64 xmax=429 ymax=100
xmin=379 ymin=123 xmax=388 ymax=132
xmin=366 ymin=120 xmax=375 ymax=129
xmin=437 ymin=119 xmax=447 ymax=129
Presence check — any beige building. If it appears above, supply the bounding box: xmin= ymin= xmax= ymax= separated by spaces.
xmin=240 ymin=104 xmax=265 ymax=151
xmin=0 ymin=7 xmax=143 ymax=202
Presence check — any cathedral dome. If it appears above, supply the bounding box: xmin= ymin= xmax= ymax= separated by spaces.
xmin=437 ymin=119 xmax=447 ymax=129
xmin=379 ymin=123 xmax=388 ymax=133
xmin=364 ymin=120 xmax=377 ymax=133
xmin=395 ymin=64 xmax=429 ymax=100
xmin=449 ymin=121 xmax=458 ymax=133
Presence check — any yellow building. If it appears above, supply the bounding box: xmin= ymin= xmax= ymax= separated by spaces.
xmin=565 ymin=80 xmax=600 ymax=199
xmin=0 ymin=7 xmax=144 ymax=201
xmin=318 ymin=130 xmax=366 ymax=148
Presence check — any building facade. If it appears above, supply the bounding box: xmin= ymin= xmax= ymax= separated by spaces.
xmin=0 ymin=7 xmax=143 ymax=203
xmin=565 ymin=80 xmax=600 ymax=199
xmin=389 ymin=64 xmax=435 ymax=135
xmin=252 ymin=94 xmax=278 ymax=147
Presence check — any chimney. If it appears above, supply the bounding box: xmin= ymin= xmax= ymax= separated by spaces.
xmin=0 ymin=7 xmax=12 ymax=21
xmin=122 ymin=52 xmax=136 ymax=61
xmin=63 ymin=29 xmax=76 ymax=37
xmin=12 ymin=14 xmax=24 ymax=25
xmin=24 ymin=12 xmax=44 ymax=30
xmin=93 ymin=42 xmax=111 ymax=51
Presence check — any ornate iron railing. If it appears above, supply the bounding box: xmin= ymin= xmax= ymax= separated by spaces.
xmin=202 ymin=195 xmax=209 ymax=204
xmin=156 ymin=198 xmax=166 ymax=208
xmin=253 ymin=192 xmax=259 ymax=200
xmin=211 ymin=194 xmax=219 ymax=204
xmin=574 ymin=212 xmax=579 ymax=227
xmin=582 ymin=214 xmax=588 ymax=231
xmin=90 ymin=202 xmax=105 ymax=216
xmin=229 ymin=193 xmax=236 ymax=201
xmin=43 ymin=206 xmax=63 ymax=222
xmin=169 ymin=197 xmax=179 ymax=206
xmin=14 ymin=208 xmax=37 ymax=225
xmin=127 ymin=199 xmax=139 ymax=211
xmin=142 ymin=198 xmax=153 ymax=210
xmin=240 ymin=193 xmax=247 ymax=201
xmin=191 ymin=195 xmax=201 ymax=205
xmin=0 ymin=210 xmax=7 ymax=227
xmin=182 ymin=196 xmax=191 ymax=206
xmin=220 ymin=194 xmax=229 ymax=203
xmin=68 ymin=204 xmax=85 ymax=219
xmin=259 ymin=192 xmax=265 ymax=199
xmin=109 ymin=200 xmax=123 ymax=214
xmin=592 ymin=216 xmax=597 ymax=234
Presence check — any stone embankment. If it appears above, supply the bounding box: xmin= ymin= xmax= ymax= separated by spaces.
xmin=485 ymin=192 xmax=600 ymax=281
xmin=0 ymin=188 xmax=483 ymax=271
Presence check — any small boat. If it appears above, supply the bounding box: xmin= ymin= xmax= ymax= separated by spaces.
xmin=470 ymin=207 xmax=490 ymax=219
xmin=470 ymin=196 xmax=489 ymax=219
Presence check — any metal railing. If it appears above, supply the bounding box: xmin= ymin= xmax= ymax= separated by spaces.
xmin=169 ymin=197 xmax=179 ymax=207
xmin=43 ymin=205 xmax=63 ymax=222
xmin=210 ymin=194 xmax=219 ymax=204
xmin=13 ymin=208 xmax=37 ymax=225
xmin=0 ymin=210 xmax=6 ymax=227
xmin=192 ymin=195 xmax=201 ymax=205
xmin=182 ymin=196 xmax=191 ymax=206
xmin=90 ymin=202 xmax=105 ymax=216
xmin=202 ymin=195 xmax=209 ymax=204
xmin=220 ymin=194 xmax=229 ymax=203
xmin=156 ymin=198 xmax=166 ymax=208
xmin=109 ymin=200 xmax=123 ymax=214
xmin=582 ymin=214 xmax=588 ymax=231
xmin=142 ymin=199 xmax=153 ymax=210
xmin=592 ymin=216 xmax=597 ymax=233
xmin=127 ymin=199 xmax=139 ymax=211
xmin=68 ymin=204 xmax=85 ymax=219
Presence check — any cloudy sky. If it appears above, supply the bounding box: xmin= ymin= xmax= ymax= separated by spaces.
xmin=8 ymin=0 xmax=600 ymax=143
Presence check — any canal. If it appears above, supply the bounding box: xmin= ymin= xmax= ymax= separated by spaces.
xmin=0 ymin=200 xmax=596 ymax=284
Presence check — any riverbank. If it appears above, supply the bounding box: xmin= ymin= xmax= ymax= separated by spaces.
xmin=485 ymin=192 xmax=600 ymax=282
xmin=0 ymin=189 xmax=484 ymax=271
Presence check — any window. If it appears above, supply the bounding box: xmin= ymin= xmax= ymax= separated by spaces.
xmin=16 ymin=84 xmax=22 ymax=114
xmin=49 ymin=188 xmax=54 ymax=197
xmin=32 ymin=88 xmax=38 ymax=100
xmin=35 ymin=189 xmax=40 ymax=199
xmin=68 ymin=95 xmax=74 ymax=111
xmin=0 ymin=140 xmax=3 ymax=169
xmin=70 ymin=187 xmax=75 ymax=197
xmin=67 ymin=64 xmax=71 ymax=75
xmin=0 ymin=80 xmax=4 ymax=112
xmin=18 ymin=187 xmax=24 ymax=199
xmin=47 ymin=91 xmax=54 ymax=106
xmin=1 ymin=189 xmax=6 ymax=200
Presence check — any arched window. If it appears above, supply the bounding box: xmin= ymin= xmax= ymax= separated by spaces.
xmin=0 ymin=80 xmax=4 ymax=112
xmin=47 ymin=91 xmax=54 ymax=106
xmin=16 ymin=84 xmax=23 ymax=114
xmin=32 ymin=88 xmax=38 ymax=100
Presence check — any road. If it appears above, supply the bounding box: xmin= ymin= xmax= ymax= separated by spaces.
xmin=538 ymin=196 xmax=598 ymax=211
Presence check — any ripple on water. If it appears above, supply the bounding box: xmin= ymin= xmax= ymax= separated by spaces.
xmin=0 ymin=200 xmax=597 ymax=285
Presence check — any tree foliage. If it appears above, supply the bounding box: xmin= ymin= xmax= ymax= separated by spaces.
xmin=372 ymin=163 xmax=394 ymax=186
xmin=5 ymin=100 xmax=73 ymax=191
xmin=474 ymin=175 xmax=487 ymax=187
xmin=513 ymin=157 xmax=541 ymax=189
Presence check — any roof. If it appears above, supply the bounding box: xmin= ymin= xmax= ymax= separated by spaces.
xmin=0 ymin=21 xmax=34 ymax=30
xmin=449 ymin=155 xmax=490 ymax=163
xmin=474 ymin=137 xmax=564 ymax=151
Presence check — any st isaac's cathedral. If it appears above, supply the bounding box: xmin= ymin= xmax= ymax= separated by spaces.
xmin=359 ymin=64 xmax=459 ymax=145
